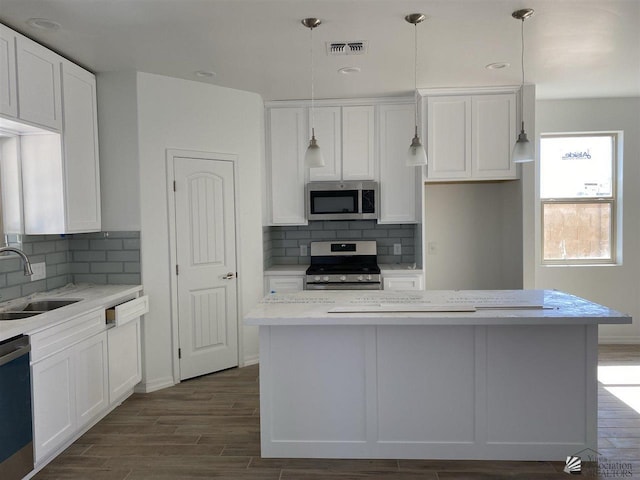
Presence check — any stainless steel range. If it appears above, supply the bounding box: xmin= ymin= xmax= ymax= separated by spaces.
xmin=305 ymin=241 xmax=381 ymax=290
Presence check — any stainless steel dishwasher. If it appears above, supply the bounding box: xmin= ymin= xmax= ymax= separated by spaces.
xmin=0 ymin=335 xmax=34 ymax=480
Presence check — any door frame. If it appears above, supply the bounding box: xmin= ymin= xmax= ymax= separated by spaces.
xmin=166 ymin=148 xmax=243 ymax=384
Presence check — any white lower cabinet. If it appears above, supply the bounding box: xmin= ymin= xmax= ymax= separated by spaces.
xmin=32 ymin=329 xmax=108 ymax=464
xmin=383 ymin=272 xmax=424 ymax=291
xmin=108 ymin=318 xmax=142 ymax=403
xmin=31 ymin=347 xmax=75 ymax=464
xmin=30 ymin=292 xmax=146 ymax=469
xmin=265 ymin=275 xmax=305 ymax=294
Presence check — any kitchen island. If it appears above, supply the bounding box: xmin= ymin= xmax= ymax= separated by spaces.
xmin=245 ymin=290 xmax=631 ymax=461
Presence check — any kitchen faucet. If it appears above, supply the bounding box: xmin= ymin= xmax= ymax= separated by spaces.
xmin=0 ymin=246 xmax=34 ymax=276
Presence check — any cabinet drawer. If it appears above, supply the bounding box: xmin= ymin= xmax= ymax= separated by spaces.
xmin=383 ymin=274 xmax=424 ymax=291
xmin=106 ymin=295 xmax=148 ymax=327
xmin=31 ymin=309 xmax=105 ymax=363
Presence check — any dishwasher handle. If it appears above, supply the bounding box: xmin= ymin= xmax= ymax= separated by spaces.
xmin=0 ymin=335 xmax=31 ymax=367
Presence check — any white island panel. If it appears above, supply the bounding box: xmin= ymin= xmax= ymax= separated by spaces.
xmin=268 ymin=326 xmax=368 ymax=443
xmin=485 ymin=325 xmax=593 ymax=445
xmin=377 ymin=325 xmax=476 ymax=443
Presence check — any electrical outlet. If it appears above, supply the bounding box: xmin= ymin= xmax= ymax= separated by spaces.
xmin=300 ymin=244 xmax=308 ymax=256
xmin=393 ymin=244 xmax=402 ymax=255
xmin=31 ymin=262 xmax=46 ymax=281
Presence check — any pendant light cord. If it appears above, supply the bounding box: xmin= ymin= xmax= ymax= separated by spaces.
xmin=520 ymin=17 xmax=525 ymax=132
xmin=310 ymin=25 xmax=315 ymax=134
xmin=414 ymin=22 xmax=419 ymax=128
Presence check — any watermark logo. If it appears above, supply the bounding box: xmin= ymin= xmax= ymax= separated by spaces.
xmin=564 ymin=455 xmax=581 ymax=474
xmin=566 ymin=448 xmax=633 ymax=477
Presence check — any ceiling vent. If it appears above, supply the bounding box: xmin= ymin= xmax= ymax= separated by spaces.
xmin=327 ymin=41 xmax=368 ymax=56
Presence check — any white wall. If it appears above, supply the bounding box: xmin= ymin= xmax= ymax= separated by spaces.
xmin=99 ymin=71 xmax=264 ymax=391
xmin=533 ymin=97 xmax=640 ymax=343
xmin=424 ymin=181 xmax=522 ymax=290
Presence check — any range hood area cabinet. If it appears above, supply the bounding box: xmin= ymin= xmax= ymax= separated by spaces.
xmin=308 ymin=105 xmax=376 ymax=182
xmin=420 ymin=88 xmax=519 ymax=182
xmin=0 ymin=22 xmax=101 ymax=234
xmin=264 ymin=98 xmax=420 ymax=226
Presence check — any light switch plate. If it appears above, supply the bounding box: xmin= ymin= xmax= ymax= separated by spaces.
xmin=300 ymin=245 xmax=308 ymax=256
xmin=393 ymin=244 xmax=402 ymax=255
xmin=31 ymin=262 xmax=46 ymax=281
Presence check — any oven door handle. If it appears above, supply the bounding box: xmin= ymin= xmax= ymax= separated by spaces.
xmin=0 ymin=343 xmax=31 ymax=367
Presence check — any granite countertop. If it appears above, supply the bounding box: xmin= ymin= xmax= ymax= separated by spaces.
xmin=0 ymin=283 xmax=143 ymax=342
xmin=245 ymin=289 xmax=631 ymax=327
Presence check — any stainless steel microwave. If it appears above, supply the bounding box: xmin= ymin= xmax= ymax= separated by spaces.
xmin=306 ymin=181 xmax=378 ymax=221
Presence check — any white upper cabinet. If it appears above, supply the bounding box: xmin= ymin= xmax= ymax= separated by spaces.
xmin=309 ymin=106 xmax=341 ymax=181
xmin=426 ymin=95 xmax=472 ymax=180
xmin=378 ymin=103 xmax=419 ymax=224
xmin=342 ymin=105 xmax=375 ymax=180
xmin=2 ymin=22 xmax=102 ymax=234
xmin=472 ymin=94 xmax=517 ymax=179
xmin=267 ymin=107 xmax=307 ymax=225
xmin=16 ymin=36 xmax=62 ymax=130
xmin=308 ymin=105 xmax=376 ymax=182
xmin=61 ymin=60 xmax=101 ymax=232
xmin=423 ymin=89 xmax=518 ymax=182
xmin=0 ymin=24 xmax=18 ymax=118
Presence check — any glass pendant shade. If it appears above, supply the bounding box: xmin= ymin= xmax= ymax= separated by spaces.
xmin=512 ymin=129 xmax=534 ymax=163
xmin=407 ymin=127 xmax=428 ymax=166
xmin=305 ymin=129 xmax=324 ymax=168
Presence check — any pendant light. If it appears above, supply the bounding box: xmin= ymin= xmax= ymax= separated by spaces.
xmin=511 ymin=8 xmax=535 ymax=163
xmin=405 ymin=13 xmax=428 ymax=167
xmin=302 ymin=17 xmax=324 ymax=168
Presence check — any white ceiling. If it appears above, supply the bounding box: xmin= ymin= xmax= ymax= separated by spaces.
xmin=1 ymin=0 xmax=638 ymax=101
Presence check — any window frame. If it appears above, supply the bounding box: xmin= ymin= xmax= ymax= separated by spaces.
xmin=540 ymin=131 xmax=619 ymax=266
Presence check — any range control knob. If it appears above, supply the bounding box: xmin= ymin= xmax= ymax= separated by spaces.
xmin=357 ymin=275 xmax=364 ymax=281
xmin=314 ymin=276 xmax=321 ymax=281
xmin=366 ymin=275 xmax=372 ymax=281
xmin=322 ymin=276 xmax=330 ymax=282
xmin=340 ymin=275 xmax=347 ymax=281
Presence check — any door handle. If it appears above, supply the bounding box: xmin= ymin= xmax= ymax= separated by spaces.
xmin=222 ymin=272 xmax=236 ymax=280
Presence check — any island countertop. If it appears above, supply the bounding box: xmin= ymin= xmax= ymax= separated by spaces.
xmin=245 ymin=289 xmax=631 ymax=326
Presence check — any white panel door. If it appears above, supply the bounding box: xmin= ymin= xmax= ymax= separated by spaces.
xmin=378 ymin=103 xmax=418 ymax=223
xmin=426 ymin=96 xmax=472 ymax=180
xmin=268 ymin=107 xmax=306 ymax=224
xmin=309 ymin=106 xmax=341 ymax=181
xmin=174 ymin=157 xmax=238 ymax=380
xmin=472 ymin=94 xmax=517 ymax=179
xmin=16 ymin=36 xmax=62 ymax=130
xmin=32 ymin=349 xmax=76 ymax=463
xmin=0 ymin=24 xmax=17 ymax=117
xmin=61 ymin=60 xmax=101 ymax=232
xmin=74 ymin=332 xmax=108 ymax=429
xmin=342 ymin=106 xmax=375 ymax=180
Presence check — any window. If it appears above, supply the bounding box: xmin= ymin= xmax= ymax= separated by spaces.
xmin=540 ymin=132 xmax=619 ymax=264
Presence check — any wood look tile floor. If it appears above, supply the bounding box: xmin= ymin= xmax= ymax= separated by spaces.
xmin=35 ymin=345 xmax=640 ymax=480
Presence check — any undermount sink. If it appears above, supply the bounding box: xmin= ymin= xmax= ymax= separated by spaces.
xmin=0 ymin=299 xmax=81 ymax=321
xmin=21 ymin=299 xmax=80 ymax=312
xmin=0 ymin=312 xmax=40 ymax=321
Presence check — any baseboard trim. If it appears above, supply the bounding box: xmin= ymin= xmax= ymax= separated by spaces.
xmin=599 ymin=336 xmax=640 ymax=344
xmin=137 ymin=376 xmax=175 ymax=393
xmin=243 ymin=354 xmax=259 ymax=367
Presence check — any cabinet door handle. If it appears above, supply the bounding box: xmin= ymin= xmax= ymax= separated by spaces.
xmin=222 ymin=272 xmax=236 ymax=280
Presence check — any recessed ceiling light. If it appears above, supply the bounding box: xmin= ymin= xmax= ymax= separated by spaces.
xmin=195 ymin=70 xmax=216 ymax=78
xmin=338 ymin=66 xmax=361 ymax=75
xmin=485 ymin=62 xmax=510 ymax=70
xmin=26 ymin=18 xmax=61 ymax=31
